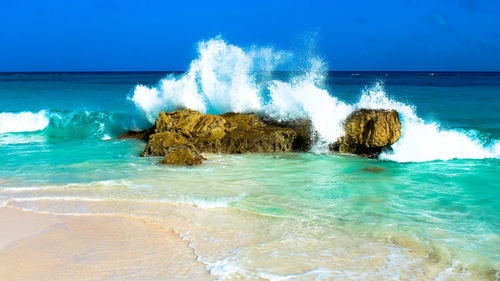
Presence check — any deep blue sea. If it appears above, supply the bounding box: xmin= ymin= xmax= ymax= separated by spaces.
xmin=0 ymin=69 xmax=499 ymax=280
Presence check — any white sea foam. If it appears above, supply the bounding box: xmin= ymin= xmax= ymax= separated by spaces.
xmin=7 ymin=194 xmax=242 ymax=209
xmin=131 ymin=38 xmax=500 ymax=162
xmin=131 ymin=39 xmax=351 ymax=145
xmin=132 ymin=38 xmax=287 ymax=123
xmin=0 ymin=110 xmax=49 ymax=133
xmin=184 ymin=236 xmax=430 ymax=281
xmin=0 ymin=180 xmax=131 ymax=192
xmin=257 ymin=268 xmax=334 ymax=281
xmin=434 ymin=260 xmax=473 ymax=281
xmin=265 ymin=58 xmax=353 ymax=144
xmin=1 ymin=179 xmax=243 ymax=210
xmin=356 ymin=83 xmax=500 ymax=162
xmin=0 ymin=134 xmax=46 ymax=144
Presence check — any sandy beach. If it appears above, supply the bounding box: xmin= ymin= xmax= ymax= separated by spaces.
xmin=0 ymin=207 xmax=211 ymax=281
xmin=2 ymin=0 xmax=500 ymax=279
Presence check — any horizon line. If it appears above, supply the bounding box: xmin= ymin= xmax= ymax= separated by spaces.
xmin=1 ymin=70 xmax=500 ymax=74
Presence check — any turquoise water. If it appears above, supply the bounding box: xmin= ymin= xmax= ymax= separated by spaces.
xmin=0 ymin=71 xmax=499 ymax=280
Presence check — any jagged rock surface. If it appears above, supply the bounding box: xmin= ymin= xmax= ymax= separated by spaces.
xmin=330 ymin=109 xmax=401 ymax=158
xmin=217 ymin=113 xmax=300 ymax=154
xmin=141 ymin=131 xmax=189 ymax=157
xmin=139 ymin=109 xmax=312 ymax=165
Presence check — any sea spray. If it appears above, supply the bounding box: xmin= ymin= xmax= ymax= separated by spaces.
xmin=131 ymin=38 xmax=288 ymax=123
xmin=131 ymin=39 xmax=350 ymax=145
xmin=131 ymin=38 xmax=500 ymax=162
xmin=356 ymin=83 xmax=500 ymax=162
xmin=265 ymin=58 xmax=354 ymax=146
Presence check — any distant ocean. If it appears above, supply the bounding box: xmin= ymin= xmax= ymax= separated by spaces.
xmin=1 ymin=40 xmax=499 ymax=280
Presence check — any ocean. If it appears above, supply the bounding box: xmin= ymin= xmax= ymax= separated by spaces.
xmin=0 ymin=41 xmax=499 ymax=280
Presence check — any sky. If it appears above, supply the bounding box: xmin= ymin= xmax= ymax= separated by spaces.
xmin=1 ymin=0 xmax=499 ymax=71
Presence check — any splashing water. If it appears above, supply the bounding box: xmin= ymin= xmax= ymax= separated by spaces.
xmin=0 ymin=110 xmax=128 ymax=143
xmin=131 ymin=39 xmax=353 ymax=144
xmin=1 ymin=70 xmax=500 ymax=280
xmin=356 ymin=83 xmax=500 ymax=162
xmin=265 ymin=58 xmax=354 ymax=145
xmin=131 ymin=38 xmax=287 ymax=123
xmin=0 ymin=110 xmax=49 ymax=133
xmin=131 ymin=38 xmax=499 ymax=162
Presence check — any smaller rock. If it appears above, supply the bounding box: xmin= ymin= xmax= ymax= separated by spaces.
xmin=331 ymin=109 xmax=401 ymax=158
xmin=158 ymin=145 xmax=205 ymax=166
xmin=141 ymin=132 xmax=189 ymax=157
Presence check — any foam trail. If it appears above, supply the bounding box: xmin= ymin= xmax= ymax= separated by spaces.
xmin=0 ymin=110 xmax=49 ymax=133
xmin=8 ymin=196 xmax=237 ymax=209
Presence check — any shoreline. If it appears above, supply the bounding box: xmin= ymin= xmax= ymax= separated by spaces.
xmin=0 ymin=183 xmax=496 ymax=280
xmin=0 ymin=206 xmax=212 ymax=281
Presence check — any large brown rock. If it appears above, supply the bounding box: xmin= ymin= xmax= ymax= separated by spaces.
xmin=331 ymin=109 xmax=401 ymax=158
xmin=154 ymin=109 xmax=227 ymax=153
xmin=139 ymin=109 xmax=312 ymax=165
xmin=155 ymin=109 xmax=226 ymax=140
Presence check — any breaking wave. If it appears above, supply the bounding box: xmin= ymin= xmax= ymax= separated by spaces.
xmin=356 ymin=84 xmax=500 ymax=162
xmin=0 ymin=110 xmax=129 ymax=142
xmin=130 ymin=38 xmax=498 ymax=162
xmin=131 ymin=38 xmax=352 ymax=145
xmin=0 ymin=110 xmax=49 ymax=133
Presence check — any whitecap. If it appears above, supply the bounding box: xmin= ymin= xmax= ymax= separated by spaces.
xmin=0 ymin=110 xmax=49 ymax=133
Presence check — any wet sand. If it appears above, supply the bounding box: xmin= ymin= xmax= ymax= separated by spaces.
xmin=0 ymin=207 xmax=211 ymax=281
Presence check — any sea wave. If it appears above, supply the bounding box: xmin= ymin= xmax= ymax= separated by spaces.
xmin=356 ymin=84 xmax=500 ymax=162
xmin=0 ymin=109 xmax=129 ymax=142
xmin=131 ymin=38 xmax=500 ymax=162
xmin=2 ymin=178 xmax=245 ymax=210
xmin=0 ymin=110 xmax=49 ymax=133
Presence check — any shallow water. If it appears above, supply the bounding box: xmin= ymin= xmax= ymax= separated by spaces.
xmin=0 ymin=67 xmax=499 ymax=280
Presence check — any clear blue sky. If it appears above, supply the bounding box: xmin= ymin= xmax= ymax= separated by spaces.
xmin=1 ymin=0 xmax=499 ymax=71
